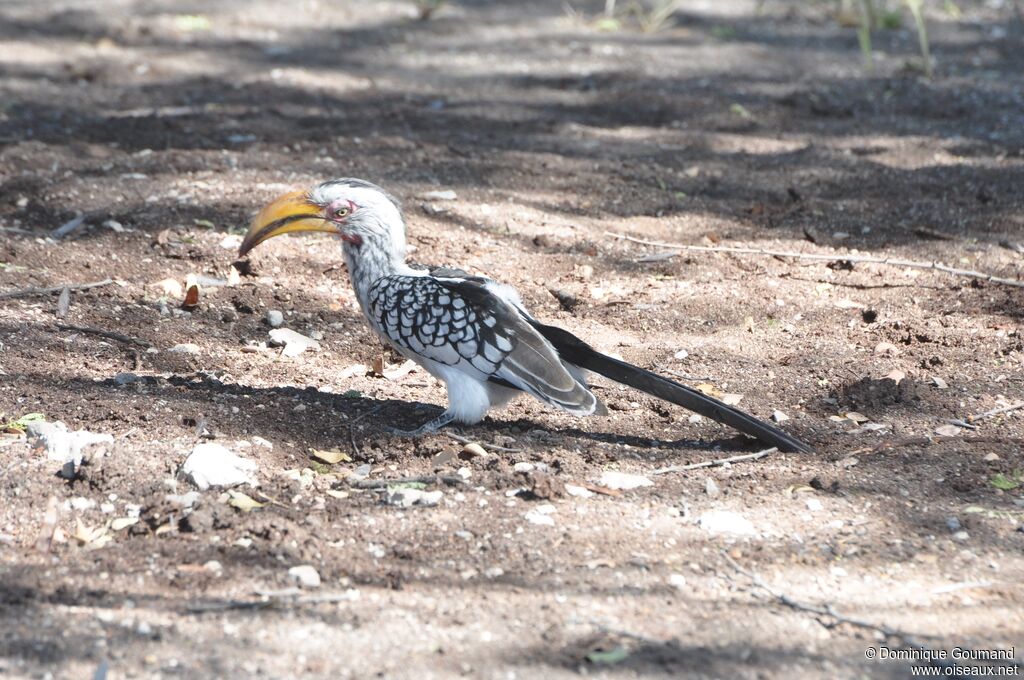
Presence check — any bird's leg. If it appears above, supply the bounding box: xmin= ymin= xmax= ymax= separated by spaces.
xmin=386 ymin=410 xmax=456 ymax=437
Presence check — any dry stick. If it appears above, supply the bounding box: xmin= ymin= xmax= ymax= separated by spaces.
xmin=722 ymin=551 xmax=1023 ymax=670
xmin=348 ymin=474 xmax=464 ymax=490
xmin=606 ymin=232 xmax=1024 ymax=289
xmin=444 ymin=431 xmax=523 ymax=453
xmin=55 ymin=324 xmax=151 ymax=348
xmin=0 ymin=278 xmax=114 ymax=300
xmin=967 ymin=401 xmax=1024 ymax=423
xmin=188 ymin=591 xmax=360 ymax=614
xmin=651 ymin=447 xmax=777 ymax=475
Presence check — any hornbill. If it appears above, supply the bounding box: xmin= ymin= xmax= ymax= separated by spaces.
xmin=238 ymin=178 xmax=813 ymax=453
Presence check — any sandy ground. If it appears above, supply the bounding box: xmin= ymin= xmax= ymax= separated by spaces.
xmin=1 ymin=0 xmax=1023 ymax=678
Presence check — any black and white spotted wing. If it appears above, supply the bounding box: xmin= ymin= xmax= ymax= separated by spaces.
xmin=365 ymin=273 xmax=600 ymax=415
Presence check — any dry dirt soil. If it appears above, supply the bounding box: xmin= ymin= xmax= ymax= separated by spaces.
xmin=1 ymin=0 xmax=1023 ymax=678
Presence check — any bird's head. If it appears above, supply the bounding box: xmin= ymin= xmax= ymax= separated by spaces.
xmin=237 ymin=178 xmax=406 ymax=260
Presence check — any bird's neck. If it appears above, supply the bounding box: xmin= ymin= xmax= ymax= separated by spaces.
xmin=343 ymin=237 xmax=418 ymax=310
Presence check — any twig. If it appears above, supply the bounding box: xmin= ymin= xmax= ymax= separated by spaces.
xmin=187 ymin=590 xmax=360 ymax=614
xmin=51 ymin=214 xmax=87 ymax=240
xmin=444 ymin=431 xmax=523 ymax=453
xmin=651 ymin=447 xmax=777 ymax=475
xmin=722 ymin=551 xmax=1022 ymax=671
xmin=55 ymin=324 xmax=151 ymax=348
xmin=941 ymin=418 xmax=978 ymax=430
xmin=606 ymin=232 xmax=1024 ymax=289
xmin=0 ymin=278 xmax=114 ymax=300
xmin=722 ymin=552 xmax=941 ymax=650
xmin=655 ymin=364 xmax=713 ymax=382
xmin=967 ymin=402 xmax=1024 ymax=423
xmin=348 ymin=474 xmax=464 ymax=490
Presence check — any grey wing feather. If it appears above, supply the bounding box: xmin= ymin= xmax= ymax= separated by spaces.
xmin=367 ymin=274 xmax=602 ymax=416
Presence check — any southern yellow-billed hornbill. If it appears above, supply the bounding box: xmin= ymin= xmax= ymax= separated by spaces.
xmin=238 ymin=178 xmax=813 ymax=453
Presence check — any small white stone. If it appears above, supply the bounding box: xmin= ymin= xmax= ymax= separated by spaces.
xmin=182 ymin=443 xmax=257 ymax=490
xmin=265 ymin=310 xmax=284 ymax=328
xmin=669 ymin=573 xmax=687 ymax=589
xmin=268 ymin=328 xmax=320 ymax=356
xmin=598 ymin=471 xmax=653 ymax=490
xmin=705 ymin=478 xmax=720 ymax=498
xmin=169 ymin=343 xmax=201 ymax=355
xmin=386 ymin=488 xmax=443 ymax=508
xmin=806 ymin=498 xmax=824 ymax=512
xmin=512 ymin=462 xmax=535 ymax=473
xmin=698 ymin=510 xmax=757 ymax=536
xmin=287 ymin=565 xmax=321 ymax=588
xmin=70 ymin=497 xmax=96 ymax=511
xmin=418 ymin=189 xmax=457 ymax=201
xmin=565 ymin=484 xmax=594 ymax=498
xmin=524 ymin=506 xmax=556 ymax=526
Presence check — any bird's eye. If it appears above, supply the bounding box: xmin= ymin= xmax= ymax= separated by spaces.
xmin=333 ymin=205 xmax=349 ymax=218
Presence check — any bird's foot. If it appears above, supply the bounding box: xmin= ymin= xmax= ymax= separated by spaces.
xmin=385 ymin=411 xmax=455 ymax=437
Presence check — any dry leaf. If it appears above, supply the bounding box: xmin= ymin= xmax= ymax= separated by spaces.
xmin=695 ymin=383 xmax=723 ymax=398
xmin=371 ymin=355 xmax=386 ymax=376
xmin=74 ymin=517 xmax=111 ymax=548
xmin=110 ymin=517 xmax=138 ymax=531
xmin=934 ymin=424 xmax=961 ymax=437
xmin=182 ymin=275 xmax=200 ymax=309
xmin=325 ymin=489 xmax=350 ymax=500
xmin=311 ymin=448 xmax=351 ymax=464
xmin=845 ymin=412 xmax=870 ymax=423
xmin=226 ymin=490 xmax=264 ymax=512
xmin=932 ymin=376 xmax=948 ymax=389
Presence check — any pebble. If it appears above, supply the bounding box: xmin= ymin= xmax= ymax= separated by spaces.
xmin=669 ymin=573 xmax=687 ymax=590
xmin=265 ymin=310 xmax=284 ymax=328
xmin=598 ymin=471 xmax=653 ymax=490
xmin=181 ymin=443 xmax=257 ymax=490
xmin=705 ymin=478 xmax=720 ymax=498
xmin=698 ymin=510 xmax=757 ymax=536
xmin=524 ymin=504 xmax=557 ymax=526
xmin=565 ymin=484 xmax=594 ymax=498
xmin=169 ymin=343 xmax=201 ymax=355
xmin=946 ymin=517 xmax=962 ymax=532
xmin=114 ymin=372 xmax=141 ymax=386
xmin=386 ymin=488 xmax=443 ymax=508
xmin=513 ymin=462 xmax=535 ymax=473
xmin=287 ymin=565 xmax=321 ymax=589
xmin=69 ymin=497 xmax=96 ymax=511
xmin=806 ymin=498 xmax=824 ymax=512
xmin=952 ymin=530 xmax=970 ymax=542
xmin=268 ymin=328 xmax=320 ymax=356
xmin=418 ymin=189 xmax=457 ymax=201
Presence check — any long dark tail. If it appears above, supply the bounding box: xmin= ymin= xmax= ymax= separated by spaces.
xmin=531 ymin=322 xmax=814 ymax=453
